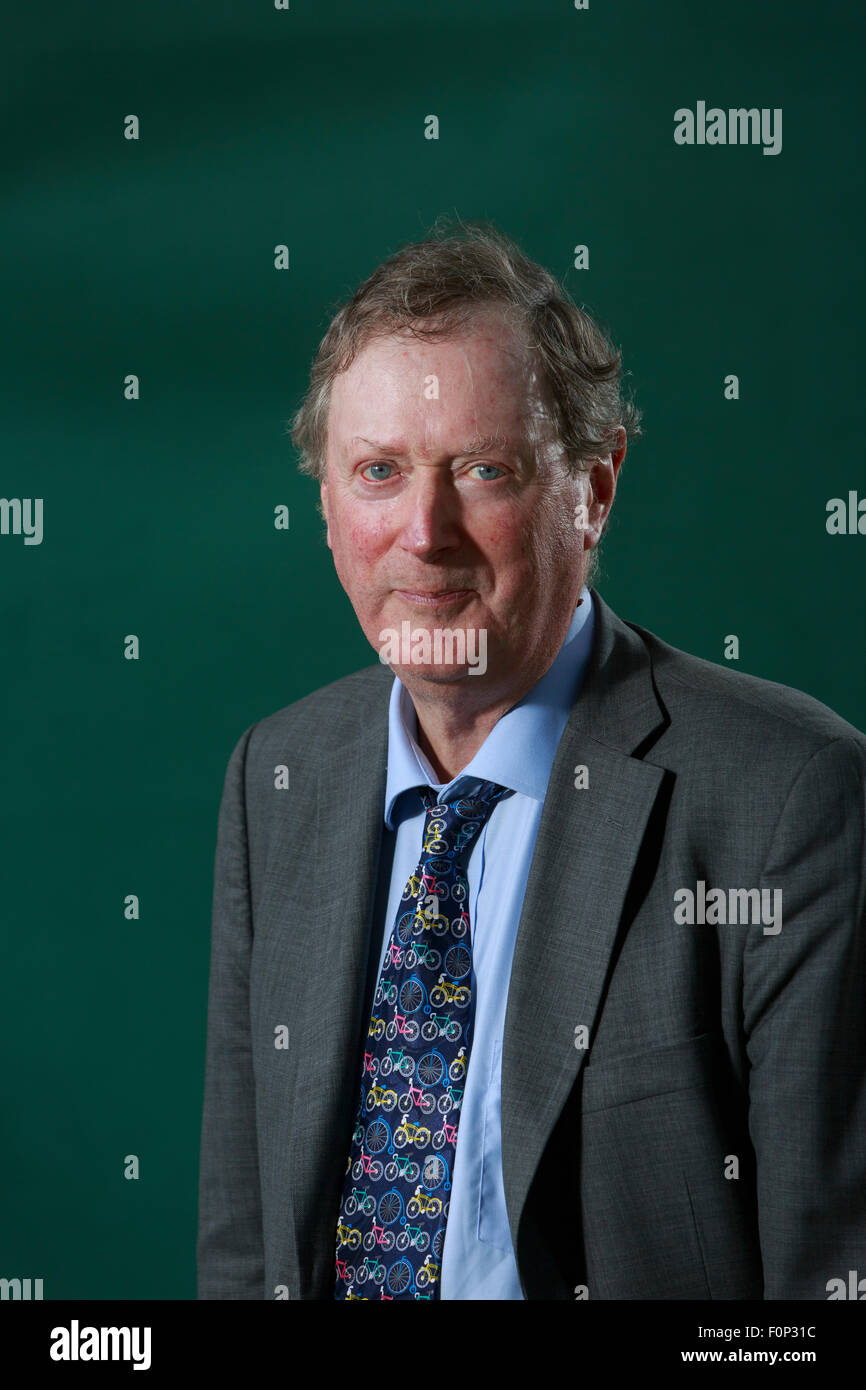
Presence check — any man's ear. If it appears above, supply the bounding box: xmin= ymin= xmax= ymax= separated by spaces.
xmin=320 ymin=479 xmax=332 ymax=550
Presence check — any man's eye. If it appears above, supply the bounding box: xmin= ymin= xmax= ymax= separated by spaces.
xmin=468 ymin=463 xmax=504 ymax=481
xmin=360 ymin=462 xmax=395 ymax=482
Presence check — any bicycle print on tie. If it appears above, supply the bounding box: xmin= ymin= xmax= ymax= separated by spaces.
xmin=335 ymin=778 xmax=510 ymax=1300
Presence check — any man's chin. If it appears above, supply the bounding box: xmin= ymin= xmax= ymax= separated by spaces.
xmin=390 ymin=662 xmax=486 ymax=686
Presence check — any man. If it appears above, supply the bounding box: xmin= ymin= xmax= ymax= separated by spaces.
xmin=197 ymin=219 xmax=866 ymax=1300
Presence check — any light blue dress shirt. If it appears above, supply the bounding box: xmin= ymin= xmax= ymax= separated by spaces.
xmin=370 ymin=587 xmax=596 ymax=1299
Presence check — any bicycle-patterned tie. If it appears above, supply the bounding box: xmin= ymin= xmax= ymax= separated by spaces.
xmin=334 ymin=777 xmax=510 ymax=1300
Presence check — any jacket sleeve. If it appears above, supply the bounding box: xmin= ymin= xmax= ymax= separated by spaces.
xmin=743 ymin=734 xmax=866 ymax=1299
xmin=197 ymin=723 xmax=266 ymax=1298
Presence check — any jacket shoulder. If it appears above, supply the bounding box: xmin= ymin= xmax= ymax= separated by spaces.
xmin=245 ymin=663 xmax=393 ymax=757
xmin=626 ymin=615 xmax=866 ymax=756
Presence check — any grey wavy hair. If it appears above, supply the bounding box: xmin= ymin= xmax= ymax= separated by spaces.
xmin=289 ymin=215 xmax=642 ymax=588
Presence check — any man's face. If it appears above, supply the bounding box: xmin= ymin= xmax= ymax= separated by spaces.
xmin=320 ymin=305 xmax=610 ymax=702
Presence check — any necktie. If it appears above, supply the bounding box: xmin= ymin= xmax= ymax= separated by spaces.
xmin=334 ymin=777 xmax=510 ymax=1300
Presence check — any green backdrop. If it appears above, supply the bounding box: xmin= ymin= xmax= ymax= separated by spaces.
xmin=2 ymin=0 xmax=863 ymax=1298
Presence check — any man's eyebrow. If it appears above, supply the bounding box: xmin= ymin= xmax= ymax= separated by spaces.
xmin=460 ymin=431 xmax=512 ymax=454
xmin=349 ymin=431 xmax=513 ymax=456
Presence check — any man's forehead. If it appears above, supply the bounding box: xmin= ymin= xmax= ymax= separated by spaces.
xmin=330 ymin=338 xmax=552 ymax=455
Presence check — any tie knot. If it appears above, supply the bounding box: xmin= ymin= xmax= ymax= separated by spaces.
xmin=419 ymin=779 xmax=509 ymax=867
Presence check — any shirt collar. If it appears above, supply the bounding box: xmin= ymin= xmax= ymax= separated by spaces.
xmin=383 ymin=587 xmax=596 ymax=827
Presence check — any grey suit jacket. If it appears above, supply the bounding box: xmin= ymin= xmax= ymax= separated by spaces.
xmin=197 ymin=589 xmax=866 ymax=1300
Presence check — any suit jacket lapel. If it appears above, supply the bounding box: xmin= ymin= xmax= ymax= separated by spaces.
xmin=500 ymin=591 xmax=669 ymax=1287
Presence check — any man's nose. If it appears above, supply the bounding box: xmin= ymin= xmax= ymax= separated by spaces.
xmin=398 ymin=470 xmax=462 ymax=556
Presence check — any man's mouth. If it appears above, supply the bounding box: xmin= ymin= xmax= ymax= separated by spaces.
xmin=394 ymin=588 xmax=473 ymax=608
